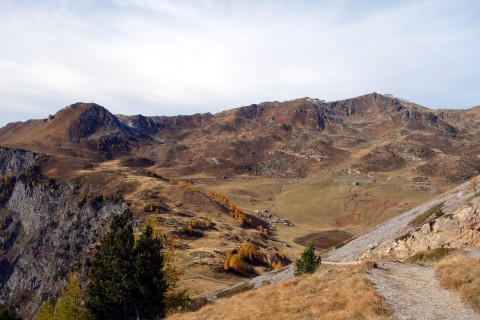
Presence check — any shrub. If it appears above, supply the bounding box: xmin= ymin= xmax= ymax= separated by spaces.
xmin=0 ymin=304 xmax=21 ymax=320
xmin=435 ymin=209 xmax=444 ymax=217
xmin=202 ymin=216 xmax=213 ymax=229
xmin=144 ymin=203 xmax=168 ymax=213
xmin=257 ymin=225 xmax=269 ymax=237
xmin=408 ymin=248 xmax=452 ymax=264
xmin=335 ymin=242 xmax=346 ymax=249
xmin=143 ymin=169 xmax=167 ymax=181
xmin=409 ymin=202 xmax=444 ymax=227
xmin=0 ymin=175 xmax=16 ymax=205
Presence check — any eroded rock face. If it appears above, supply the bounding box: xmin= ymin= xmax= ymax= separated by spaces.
xmin=0 ymin=148 xmax=125 ymax=319
xmin=0 ymin=147 xmax=37 ymax=176
xmin=361 ymin=198 xmax=480 ymax=260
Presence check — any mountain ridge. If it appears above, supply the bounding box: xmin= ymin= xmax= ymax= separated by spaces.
xmin=1 ymin=93 xmax=479 ymax=182
xmin=1 ymin=93 xmax=480 ymax=318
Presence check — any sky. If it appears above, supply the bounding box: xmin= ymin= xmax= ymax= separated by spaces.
xmin=1 ymin=0 xmax=480 ymax=127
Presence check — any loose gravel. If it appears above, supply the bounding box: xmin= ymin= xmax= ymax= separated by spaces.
xmin=367 ymin=262 xmax=480 ymax=320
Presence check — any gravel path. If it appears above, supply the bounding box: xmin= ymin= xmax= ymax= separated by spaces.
xmin=184 ymin=270 xmax=236 ymax=286
xmin=465 ymin=247 xmax=480 ymax=258
xmin=205 ymin=178 xmax=480 ymax=316
xmin=206 ymin=264 xmax=295 ymax=301
xmin=326 ymin=180 xmax=474 ymax=262
xmin=366 ymin=262 xmax=480 ymax=320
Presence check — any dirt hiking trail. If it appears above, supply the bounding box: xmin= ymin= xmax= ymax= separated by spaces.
xmin=366 ymin=262 xmax=480 ymax=320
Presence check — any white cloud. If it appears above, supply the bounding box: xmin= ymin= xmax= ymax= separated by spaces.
xmin=0 ymin=0 xmax=479 ymax=127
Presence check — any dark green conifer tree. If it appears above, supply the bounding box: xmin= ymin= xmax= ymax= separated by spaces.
xmin=132 ymin=225 xmax=168 ymax=319
xmin=294 ymin=241 xmax=321 ymax=276
xmin=86 ymin=209 xmax=168 ymax=320
xmin=0 ymin=304 xmax=21 ymax=320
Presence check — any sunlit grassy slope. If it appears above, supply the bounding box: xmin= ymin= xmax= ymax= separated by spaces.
xmin=168 ymin=263 xmax=392 ymax=320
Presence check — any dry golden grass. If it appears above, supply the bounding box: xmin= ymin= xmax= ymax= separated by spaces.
xmin=273 ymin=177 xmax=434 ymax=234
xmin=168 ymin=264 xmax=392 ymax=320
xmin=192 ymin=174 xmax=436 ymax=259
xmin=435 ymin=253 xmax=480 ymax=310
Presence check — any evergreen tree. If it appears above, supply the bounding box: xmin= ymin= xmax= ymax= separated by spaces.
xmin=0 ymin=304 xmax=21 ymax=320
xmin=132 ymin=225 xmax=168 ymax=319
xmin=294 ymin=241 xmax=321 ymax=276
xmin=86 ymin=209 xmax=136 ymax=320
xmin=86 ymin=209 xmax=168 ymax=320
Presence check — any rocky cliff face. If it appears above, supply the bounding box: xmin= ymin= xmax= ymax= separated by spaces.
xmin=325 ymin=177 xmax=479 ymax=262
xmin=0 ymin=147 xmax=125 ymax=319
xmin=361 ymin=191 xmax=480 ymax=260
xmin=0 ymin=147 xmax=38 ymax=176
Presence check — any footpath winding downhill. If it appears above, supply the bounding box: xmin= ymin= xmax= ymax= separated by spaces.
xmin=324 ymin=178 xmax=480 ymax=319
xmin=325 ymin=180 xmax=473 ymax=262
xmin=366 ymin=262 xmax=480 ymax=320
xmin=208 ymin=178 xmax=480 ymax=319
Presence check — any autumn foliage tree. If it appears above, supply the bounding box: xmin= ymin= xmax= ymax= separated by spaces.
xmin=35 ymin=272 xmax=86 ymax=320
xmin=237 ymin=242 xmax=258 ymax=263
xmin=257 ymin=225 xmax=268 ymax=237
xmin=270 ymin=252 xmax=290 ymax=270
xmin=35 ymin=300 xmax=54 ymax=320
xmin=228 ymin=254 xmax=246 ymax=273
xmin=178 ymin=181 xmax=198 ymax=192
xmin=208 ymin=191 xmax=253 ymax=227
xmin=223 ymin=243 xmax=265 ymax=274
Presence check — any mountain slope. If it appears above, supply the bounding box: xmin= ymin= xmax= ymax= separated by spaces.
xmin=1 ymin=93 xmax=480 ymax=318
xmin=0 ymin=103 xmax=149 ymax=160
xmin=326 ymin=176 xmax=480 ymax=262
xmin=1 ymin=93 xmax=479 ymax=181
xmin=0 ymin=147 xmax=126 ymax=318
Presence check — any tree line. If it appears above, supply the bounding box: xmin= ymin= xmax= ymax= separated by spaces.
xmin=36 ymin=209 xmax=169 ymax=320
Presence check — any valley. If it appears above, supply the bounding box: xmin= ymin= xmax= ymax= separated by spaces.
xmin=0 ymin=93 xmax=479 ymax=318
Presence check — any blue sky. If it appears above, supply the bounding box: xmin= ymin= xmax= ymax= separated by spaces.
xmin=1 ymin=0 xmax=480 ymax=127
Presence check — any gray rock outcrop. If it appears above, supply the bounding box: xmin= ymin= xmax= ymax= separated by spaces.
xmin=362 ymin=197 xmax=480 ymax=259
xmin=0 ymin=147 xmax=125 ymax=319
xmin=0 ymin=147 xmax=37 ymax=176
xmin=326 ymin=177 xmax=479 ymax=262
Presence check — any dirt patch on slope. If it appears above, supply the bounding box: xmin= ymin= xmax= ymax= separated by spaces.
xmin=119 ymin=156 xmax=155 ymax=168
xmin=293 ymin=230 xmax=352 ymax=249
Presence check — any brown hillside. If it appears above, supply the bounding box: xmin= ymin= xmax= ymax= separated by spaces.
xmin=2 ymin=93 xmax=479 ymax=182
xmin=1 ymin=93 xmax=480 ymax=315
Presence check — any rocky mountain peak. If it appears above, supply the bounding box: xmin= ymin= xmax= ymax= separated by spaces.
xmin=64 ymin=103 xmax=125 ymax=143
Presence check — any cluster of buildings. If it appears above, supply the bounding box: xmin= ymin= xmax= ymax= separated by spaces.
xmin=253 ymin=209 xmax=294 ymax=227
